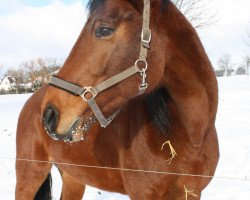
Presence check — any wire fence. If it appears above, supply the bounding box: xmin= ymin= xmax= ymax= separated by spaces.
xmin=1 ymin=156 xmax=250 ymax=182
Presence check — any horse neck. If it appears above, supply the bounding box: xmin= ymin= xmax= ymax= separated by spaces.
xmin=159 ymin=3 xmax=218 ymax=145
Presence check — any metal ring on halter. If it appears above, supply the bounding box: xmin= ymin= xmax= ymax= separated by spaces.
xmin=81 ymin=87 xmax=97 ymax=102
xmin=135 ymin=59 xmax=148 ymax=72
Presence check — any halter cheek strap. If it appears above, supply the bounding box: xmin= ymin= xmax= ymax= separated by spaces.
xmin=49 ymin=0 xmax=151 ymax=128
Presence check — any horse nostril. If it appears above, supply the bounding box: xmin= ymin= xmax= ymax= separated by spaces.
xmin=43 ymin=105 xmax=59 ymax=132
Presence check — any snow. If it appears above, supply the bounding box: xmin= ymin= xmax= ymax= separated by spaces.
xmin=0 ymin=76 xmax=250 ymax=199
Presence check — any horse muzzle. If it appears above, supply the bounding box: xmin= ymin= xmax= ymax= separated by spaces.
xmin=43 ymin=105 xmax=92 ymax=143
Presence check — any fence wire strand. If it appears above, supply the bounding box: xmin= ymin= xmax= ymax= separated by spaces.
xmin=0 ymin=156 xmax=250 ymax=182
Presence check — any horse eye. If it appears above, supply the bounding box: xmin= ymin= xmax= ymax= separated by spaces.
xmin=96 ymin=27 xmax=115 ymax=38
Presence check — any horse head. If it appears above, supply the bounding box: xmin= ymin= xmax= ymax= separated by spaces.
xmin=42 ymin=0 xmax=168 ymax=142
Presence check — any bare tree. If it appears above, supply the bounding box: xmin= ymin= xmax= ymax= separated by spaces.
xmin=5 ymin=68 xmax=27 ymax=83
xmin=36 ymin=57 xmax=58 ymax=84
xmin=217 ymin=54 xmax=234 ymax=77
xmin=236 ymin=67 xmax=246 ymax=75
xmin=19 ymin=60 xmax=38 ymax=85
xmin=240 ymin=56 xmax=250 ymax=76
xmin=247 ymin=57 xmax=250 ymax=76
xmin=172 ymin=0 xmax=217 ymax=29
xmin=243 ymin=24 xmax=250 ymax=75
xmin=0 ymin=65 xmax=3 ymax=79
xmin=19 ymin=57 xmax=60 ymax=90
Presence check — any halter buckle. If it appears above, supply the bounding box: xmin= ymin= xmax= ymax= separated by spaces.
xmin=141 ymin=28 xmax=152 ymax=45
xmin=81 ymin=87 xmax=97 ymax=102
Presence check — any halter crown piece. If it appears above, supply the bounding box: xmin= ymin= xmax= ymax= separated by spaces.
xmin=48 ymin=0 xmax=151 ymax=141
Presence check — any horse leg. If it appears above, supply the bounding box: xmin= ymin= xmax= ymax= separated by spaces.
xmin=16 ymin=119 xmax=52 ymax=200
xmin=60 ymin=171 xmax=86 ymax=200
xmin=15 ymin=159 xmax=52 ymax=200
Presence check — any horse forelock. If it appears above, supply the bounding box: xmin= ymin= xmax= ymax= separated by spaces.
xmin=161 ymin=0 xmax=170 ymax=10
xmin=87 ymin=0 xmax=105 ymax=14
xmin=87 ymin=0 xmax=170 ymax=14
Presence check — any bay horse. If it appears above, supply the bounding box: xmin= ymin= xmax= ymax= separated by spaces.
xmin=15 ymin=0 xmax=219 ymax=199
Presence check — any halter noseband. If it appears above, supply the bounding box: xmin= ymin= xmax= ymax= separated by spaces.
xmin=49 ymin=0 xmax=151 ymax=130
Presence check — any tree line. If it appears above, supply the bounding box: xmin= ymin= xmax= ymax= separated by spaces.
xmin=0 ymin=58 xmax=60 ymax=94
xmin=215 ymin=54 xmax=250 ymax=77
xmin=215 ymin=18 xmax=250 ymax=77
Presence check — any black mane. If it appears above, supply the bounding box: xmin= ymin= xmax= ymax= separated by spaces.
xmin=87 ymin=0 xmax=170 ymax=14
xmin=145 ymin=88 xmax=171 ymax=136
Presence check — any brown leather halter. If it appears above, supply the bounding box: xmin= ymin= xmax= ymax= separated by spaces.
xmin=48 ymin=0 xmax=151 ymax=140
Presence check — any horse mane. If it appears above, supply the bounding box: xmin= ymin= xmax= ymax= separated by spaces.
xmin=87 ymin=0 xmax=170 ymax=14
xmin=145 ymin=88 xmax=171 ymax=136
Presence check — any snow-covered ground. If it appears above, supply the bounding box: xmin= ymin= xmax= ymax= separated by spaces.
xmin=0 ymin=76 xmax=250 ymax=200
